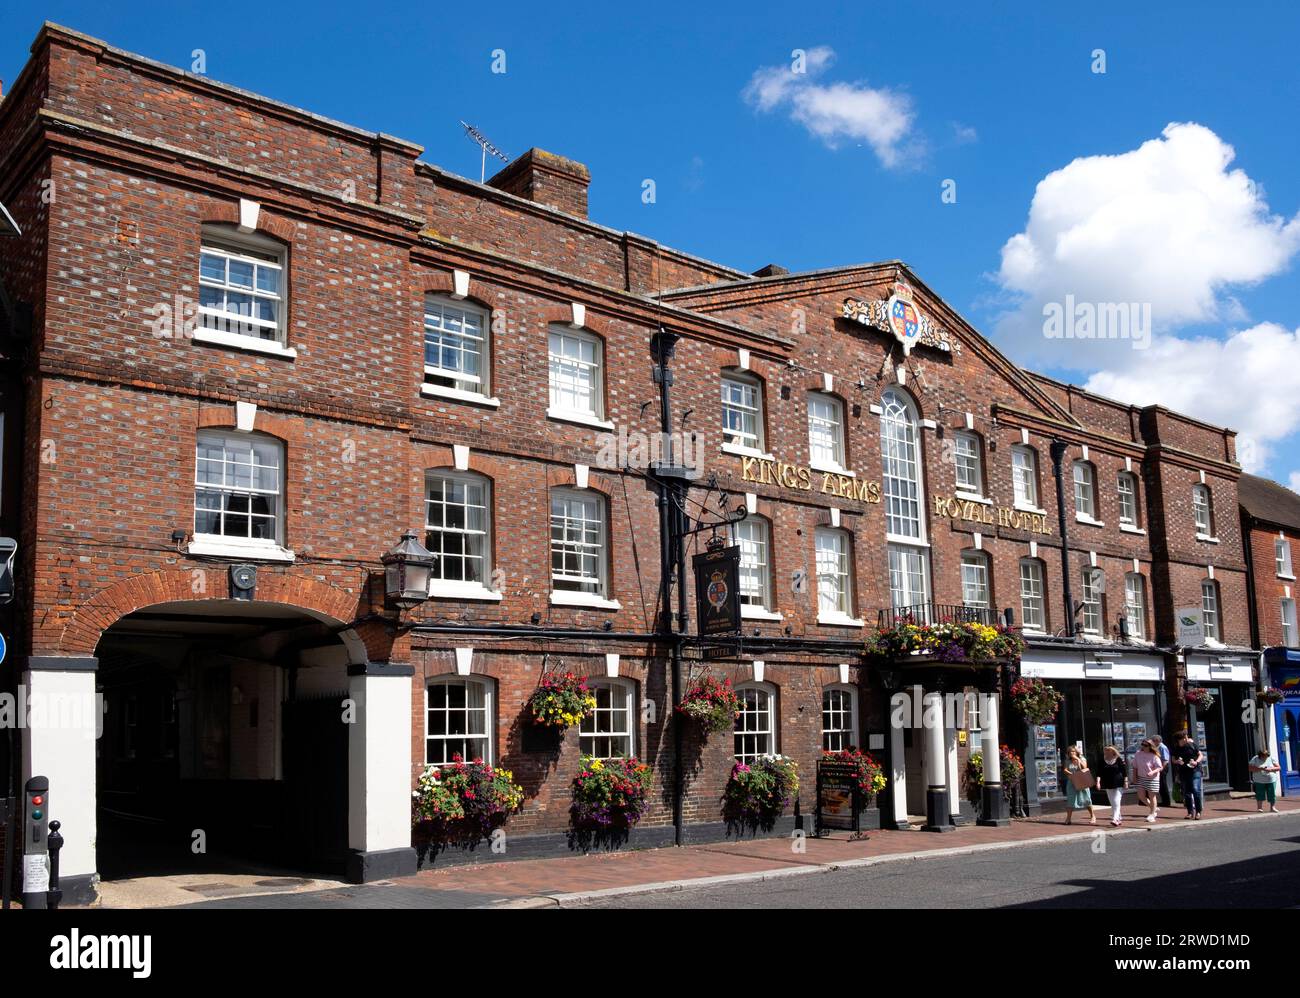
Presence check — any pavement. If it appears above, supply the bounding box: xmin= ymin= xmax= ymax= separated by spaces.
xmin=87 ymin=792 xmax=1299 ymax=909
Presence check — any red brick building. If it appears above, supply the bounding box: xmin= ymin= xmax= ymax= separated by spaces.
xmin=0 ymin=24 xmax=1264 ymax=900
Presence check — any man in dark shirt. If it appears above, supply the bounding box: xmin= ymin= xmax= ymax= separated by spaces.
xmin=1172 ymin=733 xmax=1204 ymax=818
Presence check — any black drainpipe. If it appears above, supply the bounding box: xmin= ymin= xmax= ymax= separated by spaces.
xmin=1049 ymin=439 xmax=1076 ymax=637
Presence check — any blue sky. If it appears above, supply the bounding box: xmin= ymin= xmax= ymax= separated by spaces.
xmin=5 ymin=0 xmax=1299 ymax=482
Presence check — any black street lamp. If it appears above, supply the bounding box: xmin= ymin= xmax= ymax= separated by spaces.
xmin=382 ymin=530 xmax=434 ymax=610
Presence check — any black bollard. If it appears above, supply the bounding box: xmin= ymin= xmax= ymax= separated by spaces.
xmin=46 ymin=820 xmax=62 ymax=911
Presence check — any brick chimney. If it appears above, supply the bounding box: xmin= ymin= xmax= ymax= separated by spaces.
xmin=488 ymin=148 xmax=590 ymax=218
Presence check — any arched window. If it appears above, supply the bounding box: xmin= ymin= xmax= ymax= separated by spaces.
xmin=731 ymin=514 xmax=774 ymax=613
xmin=425 ymin=676 xmax=493 ymax=766
xmin=580 ymin=678 xmax=635 ymax=759
xmin=721 ymin=370 xmax=766 ymax=454
xmin=1201 ymin=579 xmax=1220 ymax=641
xmin=880 ymin=389 xmax=930 ymax=613
xmin=734 ymin=682 xmax=777 ymax=761
xmin=550 ymin=488 xmax=609 ymax=598
xmin=1019 ymin=558 xmax=1047 ymax=633
xmin=423 ymin=295 xmax=491 ymax=400
xmin=193 ymin=429 xmax=285 ymax=548
xmin=548 ymin=325 xmax=605 ymax=420
xmin=425 ymin=470 xmax=493 ymax=594
xmin=198 ymin=224 xmax=287 ymax=347
xmin=822 ymin=684 xmax=858 ymax=751
xmin=1193 ymin=485 xmax=1215 ymax=538
xmin=1124 ymin=572 xmax=1147 ymax=639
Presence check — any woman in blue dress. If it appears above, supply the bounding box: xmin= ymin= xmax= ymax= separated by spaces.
xmin=1063 ymin=745 xmax=1097 ymax=825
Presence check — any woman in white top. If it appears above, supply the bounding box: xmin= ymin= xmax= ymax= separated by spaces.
xmin=1248 ymin=749 xmax=1281 ymax=813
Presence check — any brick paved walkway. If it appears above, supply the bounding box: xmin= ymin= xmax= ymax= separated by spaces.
xmin=392 ymin=793 xmax=1300 ymax=904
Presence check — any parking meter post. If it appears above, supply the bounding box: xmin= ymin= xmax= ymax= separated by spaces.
xmin=21 ymin=776 xmax=49 ymax=910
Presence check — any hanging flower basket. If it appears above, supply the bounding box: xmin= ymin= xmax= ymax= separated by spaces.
xmin=412 ymin=755 xmax=525 ymax=842
xmin=864 ymin=619 xmax=1025 ymax=665
xmin=1009 ymin=677 xmax=1064 ymax=725
xmin=677 ymin=674 xmax=742 ymax=734
xmin=1184 ymin=687 xmax=1216 ymax=711
xmin=723 ymin=755 xmax=799 ymax=827
xmin=1257 ymin=687 xmax=1287 ymax=706
xmin=822 ymin=748 xmax=886 ymax=802
xmin=570 ymin=755 xmax=654 ymax=831
xmin=528 ymin=671 xmax=597 ymax=730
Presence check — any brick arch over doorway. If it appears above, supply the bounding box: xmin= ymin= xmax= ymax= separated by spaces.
xmin=57 ymin=568 xmax=366 ymax=658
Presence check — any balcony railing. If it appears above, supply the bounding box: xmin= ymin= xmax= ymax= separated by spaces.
xmin=877 ymin=603 xmax=997 ymax=629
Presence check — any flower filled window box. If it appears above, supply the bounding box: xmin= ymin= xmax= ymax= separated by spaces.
xmin=570 ymin=755 xmax=654 ymax=831
xmin=412 ymin=755 xmax=524 ymax=844
xmin=676 ymin=674 xmax=742 ymax=734
xmin=1009 ymin=677 xmax=1064 ymax=725
xmin=528 ymin=671 xmax=597 ymax=730
xmin=865 ymin=619 xmax=1025 ymax=665
xmin=724 ymin=755 xmax=799 ymax=829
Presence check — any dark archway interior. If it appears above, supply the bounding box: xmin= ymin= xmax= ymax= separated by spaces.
xmin=94 ymin=600 xmax=354 ymax=881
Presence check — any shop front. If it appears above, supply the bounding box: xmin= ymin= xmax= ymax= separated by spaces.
xmin=1018 ymin=642 xmax=1168 ymax=804
xmin=1184 ymin=651 xmax=1257 ymax=792
xmin=1264 ymin=648 xmax=1300 ymax=796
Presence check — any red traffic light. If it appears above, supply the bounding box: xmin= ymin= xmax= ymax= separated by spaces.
xmin=31 ymin=795 xmax=43 ymax=806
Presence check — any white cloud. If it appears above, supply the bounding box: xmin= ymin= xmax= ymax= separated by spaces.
xmin=1083 ymin=322 xmax=1300 ymax=473
xmin=742 ymin=47 xmax=916 ymax=168
xmin=993 ymin=123 xmax=1300 ymax=366
xmin=1289 ymin=472 xmax=1300 ymax=493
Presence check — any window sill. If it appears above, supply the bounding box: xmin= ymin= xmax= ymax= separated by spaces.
xmin=550 ymin=591 xmax=622 ymax=611
xmin=885 ymin=535 xmax=930 ymax=548
xmin=428 ymin=582 xmax=503 ymax=602
xmin=955 ymin=491 xmax=992 ymax=506
xmin=192 ymin=327 xmax=297 ymax=359
xmin=741 ymin=605 xmax=784 ymax=622
xmin=1119 ymin=523 xmax=1147 ymax=535
xmin=1014 ymin=502 xmax=1048 ymax=516
xmin=1074 ymin=514 xmax=1105 ymax=528
xmin=546 ymin=408 xmax=615 ymax=431
xmin=818 ymin=612 xmax=865 ymax=628
xmin=810 ymin=461 xmax=854 ymax=478
xmin=187 ymin=537 xmax=295 ymax=562
xmin=1277 ymin=573 xmax=1296 ymax=582
xmin=721 ymin=442 xmax=775 ymax=461
xmin=1196 ymin=534 xmax=1221 ymax=544
xmin=421 ymin=384 xmax=501 ymax=408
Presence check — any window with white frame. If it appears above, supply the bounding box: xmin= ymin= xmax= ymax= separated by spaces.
xmin=880 ymin=389 xmax=924 ymax=539
xmin=1117 ymin=472 xmax=1139 ymax=527
xmin=1193 ymin=485 xmax=1214 ymax=536
xmin=889 ymin=544 xmax=930 ymax=612
xmin=722 ymin=373 xmax=764 ymax=452
xmin=1080 ymin=567 xmax=1103 ymax=634
xmin=815 ymin=528 xmax=854 ymax=618
xmin=822 ymin=685 xmax=857 ymax=751
xmin=548 ymin=326 xmax=603 ymax=418
xmin=1124 ymin=573 xmax=1147 ymax=640
xmin=424 ymin=471 xmax=491 ymax=588
xmin=807 ymin=393 xmax=846 ymax=470
xmin=579 ymin=679 xmax=635 ymax=759
xmin=961 ymin=551 xmax=990 ymax=609
xmin=1201 ymin=580 xmax=1220 ymax=641
xmin=1073 ymin=461 xmax=1097 ymax=520
xmin=194 ymin=431 xmax=284 ymax=544
xmin=198 ymin=229 xmax=286 ymax=344
xmin=1283 ymin=599 xmax=1298 ymax=648
xmin=1277 ymin=538 xmax=1294 ymax=578
xmin=1012 ymin=446 xmax=1039 ymax=508
xmin=953 ymin=432 xmax=983 ymax=495
xmin=1020 ymin=558 xmax=1046 ymax=632
xmin=731 ymin=516 xmax=773 ymax=610
xmin=550 ymin=490 xmax=607 ymax=595
xmin=426 ymin=677 xmax=492 ymax=765
xmin=424 ymin=296 xmax=489 ymax=397
xmin=734 ymin=683 xmax=776 ymax=762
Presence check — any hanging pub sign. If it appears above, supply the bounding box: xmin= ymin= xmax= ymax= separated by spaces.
xmin=693 ymin=543 xmax=741 ymax=636
xmin=816 ymin=757 xmax=864 ymax=835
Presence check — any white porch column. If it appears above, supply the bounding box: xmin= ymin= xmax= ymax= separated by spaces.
xmin=922 ymin=690 xmax=954 ymax=831
xmin=977 ymin=689 xmax=1011 ymax=826
xmin=945 ymin=719 xmax=960 ymax=818
xmin=347 ymin=664 xmax=417 ymax=882
xmin=889 ymin=708 xmax=909 ymax=829
xmin=22 ymin=657 xmax=100 ymax=903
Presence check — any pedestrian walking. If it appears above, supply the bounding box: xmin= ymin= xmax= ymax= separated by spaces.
xmin=1131 ymin=739 xmax=1165 ymax=822
xmin=1097 ymin=745 xmax=1128 ymax=826
xmin=1172 ymin=732 xmax=1204 ymax=819
xmin=1248 ymin=748 xmax=1281 ymax=812
xmin=1151 ymin=734 xmax=1172 ymax=808
xmin=1063 ymin=745 xmax=1096 ymax=825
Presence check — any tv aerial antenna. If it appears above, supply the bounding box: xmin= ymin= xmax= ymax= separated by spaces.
xmin=460 ymin=121 xmax=509 ymax=182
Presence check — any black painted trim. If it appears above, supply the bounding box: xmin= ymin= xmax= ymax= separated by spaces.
xmin=58 ymin=874 xmax=98 ymax=905
xmin=346 ymin=846 xmax=418 ymax=882
xmin=346 ymin=662 xmax=415 ymax=677
xmin=25 ymin=656 xmax=98 ymax=672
